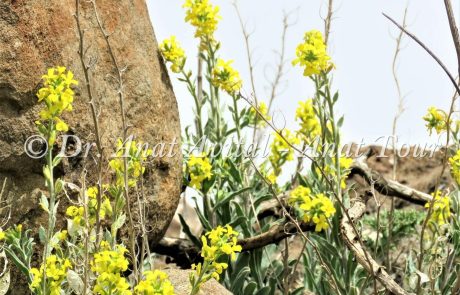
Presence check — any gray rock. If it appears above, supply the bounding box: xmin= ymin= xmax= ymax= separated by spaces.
xmin=0 ymin=0 xmax=182 ymax=293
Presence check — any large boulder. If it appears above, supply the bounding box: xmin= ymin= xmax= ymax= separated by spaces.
xmin=0 ymin=0 xmax=182 ymax=292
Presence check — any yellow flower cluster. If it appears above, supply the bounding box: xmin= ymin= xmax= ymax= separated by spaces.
xmin=290 ymin=186 xmax=336 ymax=232
xmin=29 ymin=255 xmax=72 ymax=295
xmin=36 ymin=67 xmax=78 ymax=144
xmin=91 ymin=242 xmax=131 ymax=295
xmin=449 ymin=150 xmax=460 ymax=185
xmin=423 ymin=107 xmax=447 ymax=135
xmin=248 ymin=101 xmax=271 ymax=127
xmin=338 ymin=156 xmax=353 ymax=189
xmin=160 ymin=36 xmax=186 ymax=73
xmin=292 ymin=30 xmax=333 ymax=77
xmin=269 ymin=129 xmax=300 ymax=176
xmin=135 ymin=270 xmax=175 ymax=295
xmin=109 ymin=139 xmax=152 ymax=188
xmin=211 ymin=59 xmax=243 ymax=94
xmin=425 ymin=191 xmax=451 ymax=227
xmin=187 ymin=153 xmax=213 ymax=190
xmin=295 ymin=99 xmax=321 ymax=143
xmin=183 ymin=0 xmax=220 ymax=39
xmin=66 ymin=186 xmax=112 ymax=227
xmin=319 ymin=156 xmax=353 ymax=189
xmin=190 ymin=225 xmax=242 ymax=289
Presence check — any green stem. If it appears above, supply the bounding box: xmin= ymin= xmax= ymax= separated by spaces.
xmin=190 ymin=261 xmax=211 ymax=295
xmin=43 ymin=123 xmax=56 ymax=295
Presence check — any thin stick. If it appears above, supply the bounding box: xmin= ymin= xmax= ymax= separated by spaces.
xmin=324 ymin=0 xmax=334 ymax=46
xmin=383 ymin=13 xmax=460 ymax=94
xmin=444 ymin=0 xmax=460 ymax=78
xmin=388 ymin=7 xmax=408 ymax=272
xmin=90 ymin=0 xmax=139 ymax=280
xmin=74 ymin=0 xmax=105 ymax=247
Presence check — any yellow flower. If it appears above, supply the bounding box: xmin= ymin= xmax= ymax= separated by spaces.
xmin=36 ymin=67 xmax=78 ymax=136
xmin=66 ymin=187 xmax=112 ymax=227
xmin=92 ymin=243 xmax=131 ymax=295
xmin=190 ymin=225 xmax=241 ymax=290
xmin=449 ymin=150 xmax=460 ymax=185
xmin=0 ymin=230 xmax=5 ymax=241
xmin=187 ymin=153 xmax=213 ymax=190
xmin=295 ymin=99 xmax=321 ymax=143
xmin=425 ymin=191 xmax=451 ymax=227
xmin=134 ymin=270 xmax=175 ymax=295
xmin=292 ymin=190 xmax=336 ymax=232
xmin=292 ymin=30 xmax=333 ymax=77
xmin=211 ymin=59 xmax=243 ymax=94
xmin=57 ymin=230 xmax=67 ymax=241
xmin=269 ymin=129 xmax=300 ymax=176
xmin=29 ymin=255 xmax=72 ymax=295
xmin=266 ymin=172 xmax=277 ymax=185
xmin=423 ymin=107 xmax=447 ymax=135
xmin=339 ymin=156 xmax=353 ymax=189
xmin=110 ymin=138 xmax=151 ymax=188
xmin=160 ymin=36 xmax=186 ymax=73
xmin=249 ymin=101 xmax=271 ymax=127
xmin=319 ymin=156 xmax=353 ymax=189
xmin=289 ymin=185 xmax=312 ymax=205
xmin=183 ymin=0 xmax=220 ymax=39
xmin=87 ymin=186 xmax=98 ymax=199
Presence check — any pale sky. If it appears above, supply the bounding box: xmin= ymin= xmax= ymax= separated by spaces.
xmin=148 ymin=0 xmax=459 ymax=148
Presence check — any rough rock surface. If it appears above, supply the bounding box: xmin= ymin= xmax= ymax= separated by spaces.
xmin=0 ymin=0 xmax=182 ymax=292
xmin=162 ymin=269 xmax=233 ymax=295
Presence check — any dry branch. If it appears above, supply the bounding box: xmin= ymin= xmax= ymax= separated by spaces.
xmin=444 ymin=0 xmax=460 ymax=78
xmin=340 ymin=192 xmax=415 ymax=295
xmin=153 ymin=221 xmax=315 ymax=265
xmin=350 ymin=155 xmax=432 ymax=206
xmin=383 ymin=13 xmax=460 ymax=95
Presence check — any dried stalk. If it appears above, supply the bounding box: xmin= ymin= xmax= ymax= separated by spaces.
xmin=90 ymin=0 xmax=139 ymax=280
xmin=323 ymin=0 xmax=334 ymax=46
xmin=74 ymin=0 xmax=105 ymax=246
xmin=388 ymin=6 xmax=408 ymax=272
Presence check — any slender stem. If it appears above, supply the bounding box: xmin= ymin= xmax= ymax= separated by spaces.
xmin=388 ymin=7 xmax=408 ymax=272
xmin=197 ymin=49 xmax=204 ymax=139
xmin=90 ymin=0 xmax=139 ymax=280
xmin=42 ymin=128 xmax=55 ymax=295
xmin=75 ymin=0 xmax=105 ymax=247
xmin=324 ymin=0 xmax=334 ymax=46
xmin=383 ymin=13 xmax=460 ymax=94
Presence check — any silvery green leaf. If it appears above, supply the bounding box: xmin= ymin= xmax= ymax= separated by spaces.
xmin=67 ymin=270 xmax=84 ymax=294
xmin=112 ymin=214 xmax=126 ymax=233
xmin=54 ymin=179 xmax=63 ymax=194
xmin=38 ymin=226 xmax=46 ymax=244
xmin=39 ymin=194 xmax=49 ymax=213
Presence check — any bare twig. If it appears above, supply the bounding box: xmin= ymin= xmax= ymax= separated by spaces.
xmin=383 ymin=13 xmax=460 ymax=94
xmin=444 ymin=0 xmax=460 ymax=78
xmin=74 ymin=0 xmax=105 ymax=247
xmin=350 ymin=153 xmax=432 ymax=205
xmin=323 ymin=0 xmax=334 ymax=46
xmin=90 ymin=0 xmax=139 ymax=280
xmin=388 ymin=6 xmax=408 ymax=272
xmin=267 ymin=11 xmax=295 ymax=113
